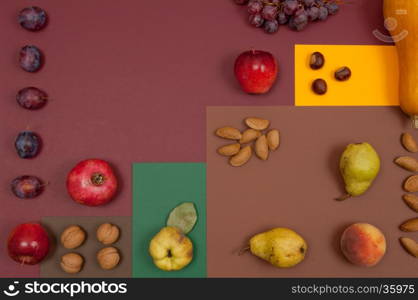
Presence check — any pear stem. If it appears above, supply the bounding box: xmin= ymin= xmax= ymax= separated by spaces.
xmin=335 ymin=194 xmax=351 ymax=201
xmin=238 ymin=245 xmax=250 ymax=256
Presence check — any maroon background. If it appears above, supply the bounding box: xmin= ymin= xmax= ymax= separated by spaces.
xmin=0 ymin=0 xmax=386 ymax=277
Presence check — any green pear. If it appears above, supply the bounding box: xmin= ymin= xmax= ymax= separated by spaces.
xmin=245 ymin=228 xmax=307 ymax=268
xmin=338 ymin=143 xmax=380 ymax=200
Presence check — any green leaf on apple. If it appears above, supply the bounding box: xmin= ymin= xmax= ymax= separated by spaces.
xmin=166 ymin=202 xmax=197 ymax=235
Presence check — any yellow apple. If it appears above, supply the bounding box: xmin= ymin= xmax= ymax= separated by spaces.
xmin=149 ymin=226 xmax=193 ymax=271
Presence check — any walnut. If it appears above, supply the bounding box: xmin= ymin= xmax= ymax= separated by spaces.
xmin=60 ymin=253 xmax=84 ymax=274
xmin=97 ymin=247 xmax=120 ymax=270
xmin=60 ymin=225 xmax=86 ymax=249
xmin=96 ymin=223 xmax=120 ymax=245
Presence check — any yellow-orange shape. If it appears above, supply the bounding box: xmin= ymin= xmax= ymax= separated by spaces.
xmin=295 ymin=44 xmax=399 ymax=106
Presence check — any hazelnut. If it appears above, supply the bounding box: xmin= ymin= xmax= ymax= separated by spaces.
xmin=97 ymin=247 xmax=120 ymax=270
xmin=60 ymin=225 xmax=86 ymax=249
xmin=97 ymin=223 xmax=120 ymax=245
xmin=60 ymin=253 xmax=84 ymax=274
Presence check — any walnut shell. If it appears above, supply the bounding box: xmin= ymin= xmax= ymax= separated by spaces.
xmin=97 ymin=247 xmax=120 ymax=270
xmin=60 ymin=253 xmax=84 ymax=274
xmin=97 ymin=223 xmax=120 ymax=245
xmin=60 ymin=225 xmax=86 ymax=249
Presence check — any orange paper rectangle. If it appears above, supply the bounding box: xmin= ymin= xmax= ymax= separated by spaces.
xmin=295 ymin=44 xmax=399 ymax=106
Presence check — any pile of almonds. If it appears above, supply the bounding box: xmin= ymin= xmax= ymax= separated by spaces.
xmin=394 ymin=133 xmax=418 ymax=258
xmin=215 ymin=117 xmax=279 ymax=167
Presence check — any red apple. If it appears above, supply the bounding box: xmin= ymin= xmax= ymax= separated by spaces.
xmin=66 ymin=159 xmax=118 ymax=206
xmin=234 ymin=49 xmax=278 ymax=94
xmin=8 ymin=222 xmax=50 ymax=265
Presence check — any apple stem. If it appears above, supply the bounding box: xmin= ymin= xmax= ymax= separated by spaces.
xmin=238 ymin=245 xmax=250 ymax=256
xmin=335 ymin=194 xmax=351 ymax=201
xmin=91 ymin=173 xmax=105 ymax=186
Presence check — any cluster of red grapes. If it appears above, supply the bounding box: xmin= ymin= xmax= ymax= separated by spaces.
xmin=235 ymin=0 xmax=340 ymax=33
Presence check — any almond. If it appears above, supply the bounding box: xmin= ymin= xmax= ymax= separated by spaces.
xmin=215 ymin=127 xmax=242 ymax=140
xmin=404 ymin=175 xmax=418 ymax=192
xmin=402 ymin=133 xmax=418 ymax=153
xmin=245 ymin=117 xmax=270 ymax=131
xmin=400 ymin=218 xmax=418 ymax=232
xmin=267 ymin=129 xmax=280 ymax=151
xmin=255 ymin=135 xmax=269 ymax=161
xmin=229 ymin=145 xmax=252 ymax=167
xmin=240 ymin=129 xmax=261 ymax=144
xmin=403 ymin=194 xmax=418 ymax=212
xmin=217 ymin=143 xmax=241 ymax=156
xmin=395 ymin=156 xmax=418 ymax=172
xmin=400 ymin=237 xmax=418 ymax=258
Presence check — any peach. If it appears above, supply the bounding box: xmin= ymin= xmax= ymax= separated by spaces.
xmin=340 ymin=223 xmax=386 ymax=267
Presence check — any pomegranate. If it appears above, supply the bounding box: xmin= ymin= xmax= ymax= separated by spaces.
xmin=66 ymin=159 xmax=118 ymax=206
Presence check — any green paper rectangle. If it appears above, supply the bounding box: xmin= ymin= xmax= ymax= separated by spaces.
xmin=132 ymin=163 xmax=207 ymax=278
